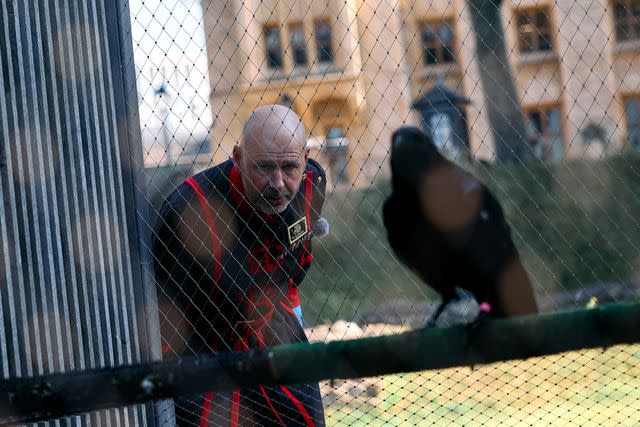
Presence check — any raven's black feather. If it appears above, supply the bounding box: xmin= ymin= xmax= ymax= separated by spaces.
xmin=383 ymin=127 xmax=537 ymax=324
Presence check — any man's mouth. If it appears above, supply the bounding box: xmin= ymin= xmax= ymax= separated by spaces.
xmin=264 ymin=194 xmax=287 ymax=203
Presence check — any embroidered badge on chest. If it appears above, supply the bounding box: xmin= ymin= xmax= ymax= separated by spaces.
xmin=287 ymin=217 xmax=308 ymax=245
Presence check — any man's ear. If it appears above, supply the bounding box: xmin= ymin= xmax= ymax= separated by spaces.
xmin=232 ymin=145 xmax=241 ymax=165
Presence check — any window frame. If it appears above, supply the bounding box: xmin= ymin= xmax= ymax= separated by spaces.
xmin=523 ymin=103 xmax=565 ymax=161
xmin=314 ymin=19 xmax=334 ymax=64
xmin=263 ymin=24 xmax=284 ymax=70
xmin=418 ymin=18 xmax=457 ymax=66
xmin=288 ymin=22 xmax=308 ymax=67
xmin=515 ymin=7 xmax=554 ymax=54
xmin=623 ymin=95 xmax=640 ymax=149
xmin=612 ymin=0 xmax=640 ymax=42
xmin=324 ymin=127 xmax=350 ymax=184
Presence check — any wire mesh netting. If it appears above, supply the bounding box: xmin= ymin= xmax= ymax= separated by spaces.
xmin=126 ymin=0 xmax=640 ymax=425
xmin=2 ymin=0 xmax=640 ymax=425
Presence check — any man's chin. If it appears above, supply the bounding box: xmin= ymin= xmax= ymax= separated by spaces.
xmin=257 ymin=200 xmax=289 ymax=214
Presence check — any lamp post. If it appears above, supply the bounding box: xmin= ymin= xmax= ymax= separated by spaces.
xmin=153 ymin=81 xmax=172 ymax=166
xmin=412 ymin=79 xmax=471 ymax=162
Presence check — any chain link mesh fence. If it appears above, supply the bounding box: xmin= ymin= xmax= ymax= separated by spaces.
xmin=123 ymin=0 xmax=640 ymax=425
xmin=2 ymin=0 xmax=640 ymax=425
xmin=129 ymin=0 xmax=640 ymax=425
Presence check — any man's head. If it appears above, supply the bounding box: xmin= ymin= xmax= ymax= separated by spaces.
xmin=233 ymin=104 xmax=308 ymax=214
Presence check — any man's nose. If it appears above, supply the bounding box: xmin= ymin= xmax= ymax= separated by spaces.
xmin=269 ymin=168 xmax=285 ymax=190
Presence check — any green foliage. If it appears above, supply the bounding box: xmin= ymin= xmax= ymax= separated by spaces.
xmin=302 ymin=154 xmax=640 ymax=324
xmin=303 ymin=182 xmax=434 ymax=325
xmin=475 ymin=154 xmax=640 ymax=295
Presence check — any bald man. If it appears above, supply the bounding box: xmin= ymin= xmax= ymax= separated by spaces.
xmin=153 ymin=105 xmax=327 ymax=426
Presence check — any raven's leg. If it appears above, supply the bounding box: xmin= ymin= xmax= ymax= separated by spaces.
xmin=425 ymin=294 xmax=456 ymax=328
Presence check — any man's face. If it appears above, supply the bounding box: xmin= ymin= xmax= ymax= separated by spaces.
xmin=234 ymin=133 xmax=308 ymax=214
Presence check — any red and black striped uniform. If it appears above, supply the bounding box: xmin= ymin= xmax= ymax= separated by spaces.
xmin=153 ymin=159 xmax=326 ymax=426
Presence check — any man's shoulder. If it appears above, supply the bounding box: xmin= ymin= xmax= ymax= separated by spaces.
xmin=305 ymin=158 xmax=326 ymax=180
xmin=191 ymin=159 xmax=233 ymax=189
xmin=167 ymin=159 xmax=233 ymax=208
xmin=304 ymin=158 xmax=327 ymax=203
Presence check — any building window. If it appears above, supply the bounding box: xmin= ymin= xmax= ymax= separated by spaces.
xmin=525 ymin=105 xmax=564 ymax=161
xmin=419 ymin=20 xmax=456 ymax=65
xmin=314 ymin=20 xmax=334 ymax=63
xmin=325 ymin=128 xmax=349 ymax=184
xmin=613 ymin=0 xmax=640 ymax=41
xmin=516 ymin=8 xmax=554 ymax=53
xmin=624 ymin=96 xmax=640 ymax=149
xmin=288 ymin=23 xmax=308 ymax=67
xmin=264 ymin=26 xmax=283 ymax=69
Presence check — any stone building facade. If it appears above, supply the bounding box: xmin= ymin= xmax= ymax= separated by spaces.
xmin=201 ymin=0 xmax=640 ymax=188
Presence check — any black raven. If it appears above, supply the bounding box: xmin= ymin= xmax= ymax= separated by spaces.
xmin=383 ymin=126 xmax=537 ymax=326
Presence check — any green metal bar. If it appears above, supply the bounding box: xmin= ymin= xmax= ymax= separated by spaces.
xmin=1 ymin=301 xmax=640 ymax=425
xmin=272 ymin=301 xmax=640 ymax=383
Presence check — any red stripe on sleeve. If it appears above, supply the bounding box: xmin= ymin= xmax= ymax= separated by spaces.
xmin=299 ymin=241 xmax=313 ymax=266
xmin=287 ymin=285 xmax=301 ymax=307
xmin=280 ymin=385 xmax=315 ymax=427
xmin=230 ymin=390 xmax=241 ymax=427
xmin=185 ymin=177 xmax=222 ymax=283
xmin=279 ymin=300 xmax=296 ymax=316
xmin=260 ymin=386 xmax=286 ymax=426
xmin=185 ymin=177 xmax=223 ymax=352
xmin=304 ymin=170 xmax=313 ymax=226
xmin=199 ymin=392 xmax=214 ymax=427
